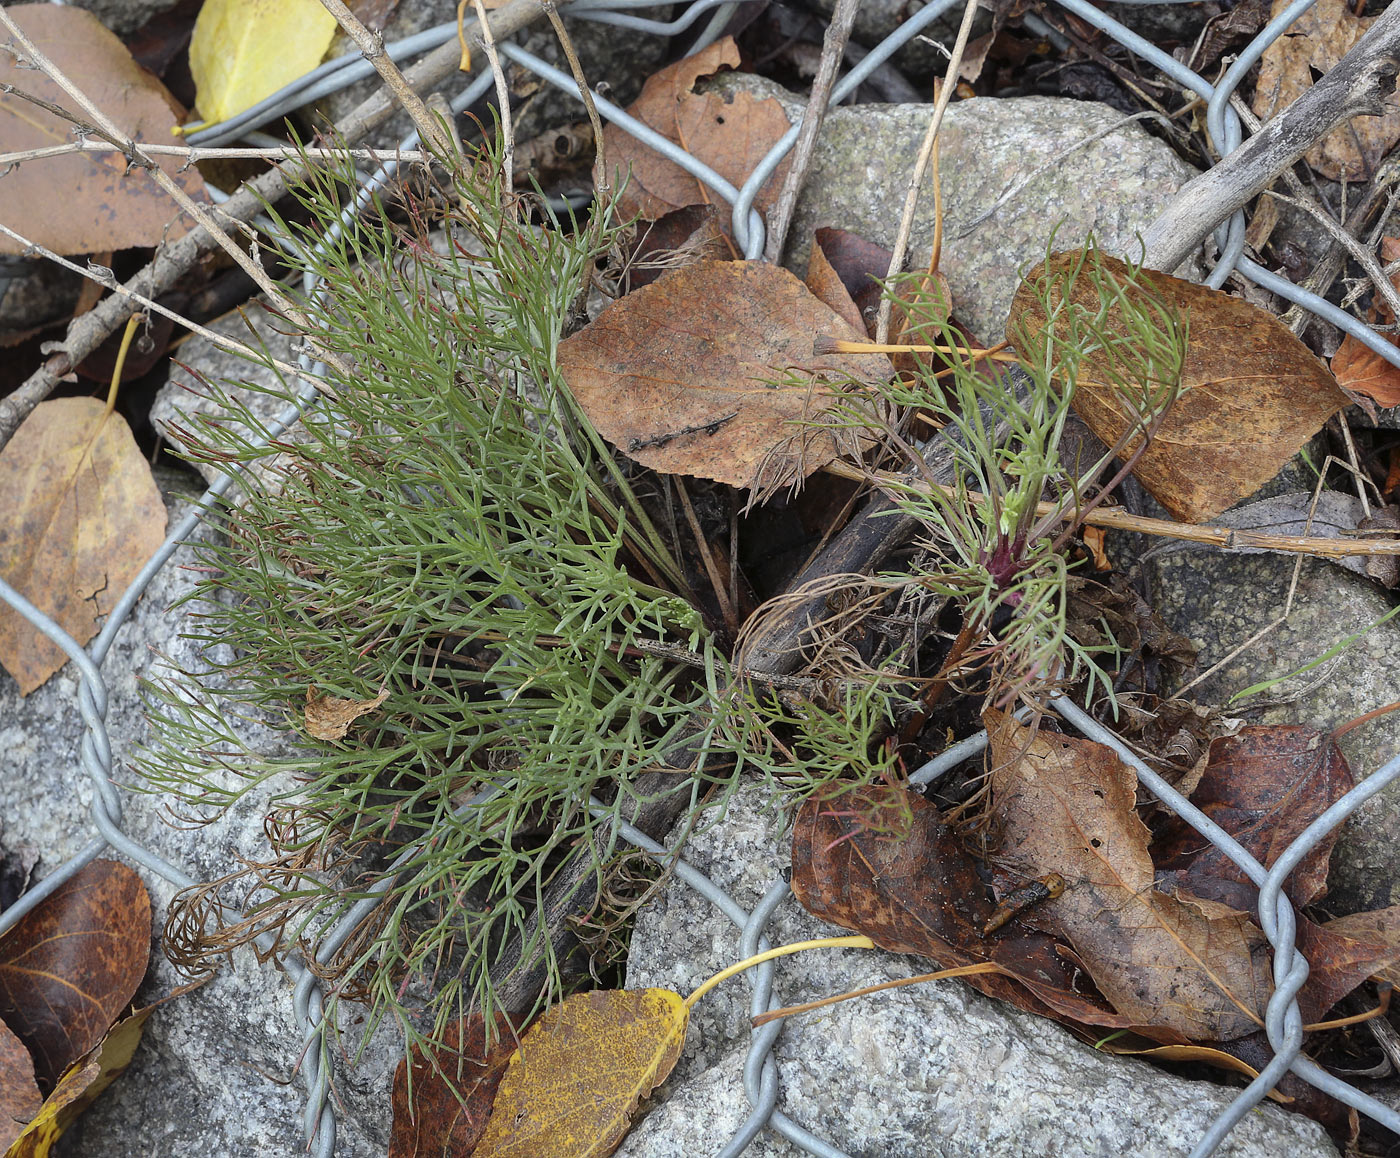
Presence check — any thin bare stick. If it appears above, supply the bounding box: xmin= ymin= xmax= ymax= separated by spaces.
xmin=0 ymin=6 xmax=354 ymax=379
xmin=1140 ymin=4 xmax=1400 ymax=273
xmin=821 ymin=458 xmax=1400 ymax=559
xmin=0 ymin=0 xmax=544 ymax=451
xmin=0 ymin=221 xmax=329 ymax=390
xmin=763 ymin=0 xmax=859 ymax=263
xmin=874 ymin=0 xmax=981 ymax=344
xmin=1265 ymin=189 xmax=1400 ymax=322
xmin=316 ymin=0 xmax=455 ymax=159
xmin=0 ymin=139 xmax=432 ymax=167
xmin=471 ymin=0 xmax=513 ymax=191
xmin=541 ymin=2 xmax=606 ymax=201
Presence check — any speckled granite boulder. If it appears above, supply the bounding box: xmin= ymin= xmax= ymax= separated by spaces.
xmin=710 ymin=73 xmax=1201 ymax=343
xmin=617 ymin=785 xmax=1339 ymax=1158
xmin=0 ymin=470 xmax=398 ymax=1157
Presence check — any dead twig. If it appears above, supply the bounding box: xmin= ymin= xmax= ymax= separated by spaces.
xmin=763 ymin=0 xmax=860 ymax=263
xmin=0 ymin=0 xmax=544 ymax=452
xmin=874 ymin=0 xmax=981 ymax=344
xmin=1140 ymin=4 xmax=1400 ymax=273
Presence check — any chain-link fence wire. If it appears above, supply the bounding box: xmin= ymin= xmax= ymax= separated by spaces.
xmin=2 ymin=0 xmax=1400 ymax=1154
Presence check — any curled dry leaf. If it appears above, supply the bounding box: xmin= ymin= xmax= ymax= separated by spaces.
xmin=304 ymin=685 xmax=389 ymax=742
xmin=0 ymin=5 xmax=209 ymax=256
xmin=473 ymin=988 xmax=687 ymax=1158
xmin=0 ymin=1019 xmax=41 ymax=1151
xmin=1008 ymin=252 xmax=1347 ymax=523
xmin=0 ymin=397 xmax=168 ymax=695
xmin=1153 ymin=726 xmax=1353 ymax=913
xmin=599 ymin=37 xmax=792 ymax=238
xmin=986 ymin=710 xmax=1273 ymax=1043
xmin=558 ymin=260 xmax=892 ymax=493
xmin=0 ymin=859 xmax=151 ymax=1089
xmin=621 ymin=204 xmax=732 ymax=291
xmin=1252 ymin=0 xmax=1400 ymax=182
xmin=789 ymin=788 xmax=1146 ymax=1037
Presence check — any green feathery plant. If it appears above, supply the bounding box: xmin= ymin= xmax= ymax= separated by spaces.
xmin=136 ymin=138 xmax=740 ymax=1056
xmin=869 ymin=244 xmax=1188 ymax=707
xmin=135 ymin=116 xmax=1192 ymax=1082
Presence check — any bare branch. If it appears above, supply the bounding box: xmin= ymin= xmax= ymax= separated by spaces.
xmin=1140 ymin=4 xmax=1400 ymax=274
xmin=0 ymin=0 xmax=543 ymax=450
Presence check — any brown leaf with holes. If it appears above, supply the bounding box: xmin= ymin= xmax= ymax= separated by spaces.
xmin=1253 ymin=0 xmax=1400 ymax=182
xmin=305 ymin=685 xmax=389 ymax=741
xmin=0 ymin=5 xmax=208 ymax=255
xmin=0 ymin=859 xmax=150 ymax=1089
xmin=789 ymin=788 xmax=1152 ymax=1039
xmin=0 ymin=397 xmax=168 ymax=695
xmin=389 ymin=1013 xmax=518 ymax=1158
xmin=1008 ymin=252 xmax=1347 ymax=523
xmin=1154 ymin=726 xmax=1353 ymax=914
xmin=986 ymin=710 xmax=1273 ymax=1042
xmin=472 ymin=989 xmax=687 ymax=1158
xmin=599 ymin=37 xmax=791 ymax=238
xmin=558 ymin=260 xmax=891 ymax=492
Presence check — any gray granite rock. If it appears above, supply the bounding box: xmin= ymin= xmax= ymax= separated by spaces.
xmin=0 ymin=469 xmax=397 ymax=1157
xmin=713 ymin=74 xmax=1201 ymax=343
xmin=1149 ymin=548 xmax=1400 ymax=917
xmin=150 ymin=298 xmax=310 ymax=493
xmin=617 ymin=784 xmax=1339 ymax=1158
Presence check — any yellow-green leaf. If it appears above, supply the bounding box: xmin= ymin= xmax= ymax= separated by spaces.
xmin=189 ymin=0 xmax=339 ymax=124
xmin=473 ymin=988 xmax=688 ymax=1158
xmin=0 ymin=397 xmax=167 ymax=695
xmin=4 ymin=1005 xmax=156 ymax=1158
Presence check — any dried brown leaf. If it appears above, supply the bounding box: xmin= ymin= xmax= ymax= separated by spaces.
xmin=0 ymin=860 xmax=150 ymax=1089
xmin=558 ymin=260 xmax=891 ymax=491
xmin=986 ymin=710 xmax=1273 ymax=1042
xmin=789 ymin=789 xmax=1147 ymax=1037
xmin=0 ymin=397 xmax=168 ymax=695
xmin=1252 ymin=0 xmax=1400 ymax=182
xmin=1153 ymin=726 xmax=1354 ymax=913
xmin=1332 ymin=236 xmax=1400 ymax=407
xmin=388 ymin=1013 xmax=517 ymax=1158
xmin=304 ymin=685 xmax=389 ymax=742
xmin=0 ymin=5 xmax=208 ymax=255
xmin=1008 ymin=252 xmax=1347 ymax=523
xmin=0 ymin=1018 xmax=41 ymax=1150
xmin=599 ymin=38 xmax=791 ymax=236
xmin=5 ymin=1003 xmax=156 ymax=1158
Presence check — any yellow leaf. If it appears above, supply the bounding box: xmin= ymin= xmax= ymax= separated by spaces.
xmin=4 ymin=1005 xmax=156 ymax=1158
xmin=474 ymin=988 xmax=688 ymax=1158
xmin=189 ymin=0 xmax=339 ymax=124
xmin=0 ymin=397 xmax=168 ymax=695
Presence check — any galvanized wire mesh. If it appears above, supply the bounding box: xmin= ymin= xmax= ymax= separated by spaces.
xmin=2 ymin=1 xmax=1399 ymax=1155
